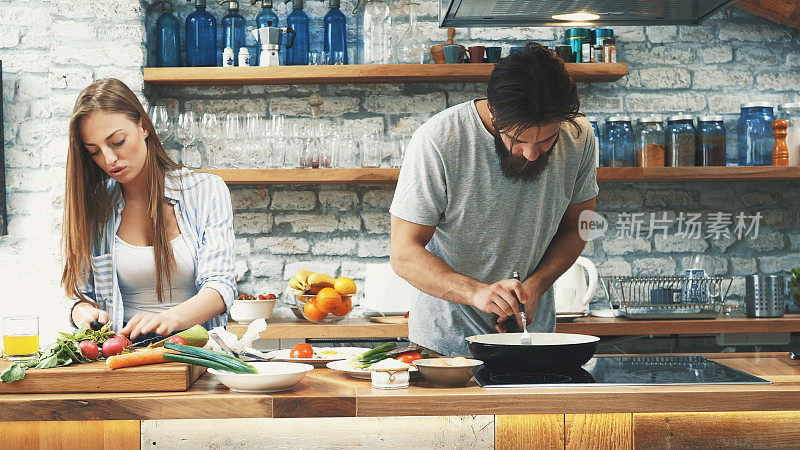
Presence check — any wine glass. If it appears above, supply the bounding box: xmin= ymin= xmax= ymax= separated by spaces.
xmin=149 ymin=105 xmax=173 ymax=144
xmin=175 ymin=111 xmax=198 ymax=167
xmin=200 ymin=113 xmax=222 ymax=168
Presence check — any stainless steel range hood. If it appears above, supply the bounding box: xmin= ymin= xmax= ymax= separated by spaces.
xmin=439 ymin=0 xmax=738 ymax=27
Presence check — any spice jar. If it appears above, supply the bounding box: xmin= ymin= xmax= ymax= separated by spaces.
xmin=737 ymin=102 xmax=775 ymax=166
xmin=602 ymin=116 xmax=633 ymax=167
xmin=665 ymin=115 xmax=696 ymax=167
xmin=696 ymin=116 xmax=726 ymax=166
xmin=636 ymin=117 xmax=665 ymax=167
xmin=777 ymin=103 xmax=800 ymax=165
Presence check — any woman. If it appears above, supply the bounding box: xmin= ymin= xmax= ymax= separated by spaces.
xmin=63 ymin=78 xmax=237 ymax=340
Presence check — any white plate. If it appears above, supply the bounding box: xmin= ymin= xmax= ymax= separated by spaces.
xmin=326 ymin=359 xmax=419 ymax=380
xmin=266 ymin=347 xmax=368 ymax=366
xmin=208 ymin=362 xmax=314 ymax=393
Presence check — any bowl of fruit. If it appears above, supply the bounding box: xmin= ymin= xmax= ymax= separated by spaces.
xmin=288 ymin=271 xmax=357 ymax=324
xmin=230 ymin=293 xmax=277 ymax=323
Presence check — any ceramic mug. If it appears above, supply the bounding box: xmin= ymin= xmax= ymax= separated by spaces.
xmin=443 ymin=44 xmax=467 ymax=63
xmin=485 ymin=46 xmax=502 ymax=63
xmin=468 ymin=46 xmax=485 ymax=63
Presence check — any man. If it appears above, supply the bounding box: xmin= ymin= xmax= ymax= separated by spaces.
xmin=389 ymin=43 xmax=598 ymax=356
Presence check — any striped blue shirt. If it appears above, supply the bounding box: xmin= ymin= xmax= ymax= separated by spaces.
xmin=77 ymin=168 xmax=237 ymax=331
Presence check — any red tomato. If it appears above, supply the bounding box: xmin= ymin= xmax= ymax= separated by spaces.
xmin=167 ymin=335 xmax=187 ymax=346
xmin=404 ymin=311 xmax=409 ymax=319
xmin=394 ymin=351 xmax=423 ymax=366
xmin=79 ymin=340 xmax=99 ymax=360
xmin=101 ymin=338 xmax=124 ymax=358
xmin=266 ymin=294 xmax=277 ymax=300
xmin=289 ymin=343 xmax=314 ymax=359
xmin=258 ymin=294 xmax=267 ymax=300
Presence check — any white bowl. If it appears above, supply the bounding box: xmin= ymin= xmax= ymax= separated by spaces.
xmin=208 ymin=361 xmax=314 ymax=393
xmin=229 ymin=299 xmax=277 ymax=322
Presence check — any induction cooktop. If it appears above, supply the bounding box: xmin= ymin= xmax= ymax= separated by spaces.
xmin=473 ymin=355 xmax=770 ymax=388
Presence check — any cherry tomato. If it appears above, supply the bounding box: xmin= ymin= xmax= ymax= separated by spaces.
xmin=79 ymin=340 xmax=99 ymax=360
xmin=258 ymin=294 xmax=267 ymax=300
xmin=101 ymin=338 xmax=124 ymax=358
xmin=394 ymin=351 xmax=423 ymax=366
xmin=167 ymin=335 xmax=187 ymax=346
xmin=266 ymin=294 xmax=277 ymax=300
xmin=404 ymin=311 xmax=410 ymax=319
xmin=290 ymin=343 xmax=314 ymax=359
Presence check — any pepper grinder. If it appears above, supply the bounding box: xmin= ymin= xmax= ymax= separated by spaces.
xmin=773 ymin=119 xmax=789 ymax=166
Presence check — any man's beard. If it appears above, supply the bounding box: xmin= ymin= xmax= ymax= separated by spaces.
xmin=494 ymin=134 xmax=551 ymax=181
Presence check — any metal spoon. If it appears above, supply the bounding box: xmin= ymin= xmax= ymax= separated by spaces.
xmin=210 ymin=333 xmax=273 ymax=362
xmin=513 ymin=271 xmax=532 ymax=345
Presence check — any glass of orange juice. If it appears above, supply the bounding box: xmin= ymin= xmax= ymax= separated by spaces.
xmin=3 ymin=316 xmax=39 ymax=361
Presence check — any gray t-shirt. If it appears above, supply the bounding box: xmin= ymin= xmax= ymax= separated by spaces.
xmin=389 ymin=100 xmax=598 ymax=356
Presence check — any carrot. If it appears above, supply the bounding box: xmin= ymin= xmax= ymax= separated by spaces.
xmin=105 ymin=347 xmax=175 ymax=370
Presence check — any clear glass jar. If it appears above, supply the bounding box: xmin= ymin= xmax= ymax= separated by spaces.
xmin=737 ymin=102 xmax=775 ymax=166
xmin=394 ymin=2 xmax=428 ymax=64
xmin=777 ymin=103 xmax=800 ymax=166
xmin=586 ymin=116 xmax=601 ymax=168
xmin=696 ymin=116 xmax=726 ymax=166
xmin=636 ymin=117 xmax=665 ymax=167
xmin=358 ymin=0 xmax=393 ymax=64
xmin=602 ymin=116 xmax=633 ymax=167
xmin=665 ymin=115 xmax=695 ymax=167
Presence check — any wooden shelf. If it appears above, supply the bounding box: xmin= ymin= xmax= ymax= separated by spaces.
xmin=143 ymin=63 xmax=628 ymax=85
xmin=201 ymin=166 xmax=800 ymax=185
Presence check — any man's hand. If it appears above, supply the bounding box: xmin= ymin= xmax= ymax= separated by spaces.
xmin=120 ymin=311 xmax=183 ymax=340
xmin=494 ymin=277 xmax=547 ymax=333
xmin=471 ymin=278 xmax=530 ymax=319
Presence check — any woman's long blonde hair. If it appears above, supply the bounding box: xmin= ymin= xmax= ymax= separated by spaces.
xmin=62 ymin=78 xmax=182 ymax=304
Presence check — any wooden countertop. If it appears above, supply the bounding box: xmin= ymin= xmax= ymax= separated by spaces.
xmin=2 ymin=353 xmax=798 ymax=421
xmin=227 ymin=314 xmax=800 ymax=339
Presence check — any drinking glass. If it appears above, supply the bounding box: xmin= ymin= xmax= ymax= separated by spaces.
xmin=223 ymin=114 xmax=244 ymax=169
xmin=308 ymin=51 xmax=322 ymax=65
xmin=331 ymin=50 xmax=346 ymax=65
xmin=3 ymin=316 xmax=39 ymax=361
xmin=244 ymin=113 xmax=263 ymax=168
xmin=360 ymin=133 xmax=382 ymax=168
xmin=200 ymin=113 xmax=222 ymax=168
xmin=176 ymin=111 xmax=199 ymax=167
xmin=149 ymin=105 xmax=173 ymax=144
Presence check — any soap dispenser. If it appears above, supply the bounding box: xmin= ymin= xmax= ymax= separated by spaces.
xmin=185 ymin=0 xmax=217 ymax=67
xmin=284 ymin=0 xmax=310 ymax=65
xmin=220 ymin=0 xmax=246 ymax=65
xmin=323 ymin=0 xmax=347 ymax=64
xmin=152 ymin=0 xmax=181 ymax=67
xmin=253 ymin=0 xmax=279 ymax=27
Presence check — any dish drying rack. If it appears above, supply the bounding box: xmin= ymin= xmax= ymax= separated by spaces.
xmin=600 ymin=275 xmax=733 ymax=319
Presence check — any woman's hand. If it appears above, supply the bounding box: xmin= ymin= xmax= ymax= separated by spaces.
xmin=120 ymin=311 xmax=183 ymax=340
xmin=72 ymin=302 xmax=109 ymax=328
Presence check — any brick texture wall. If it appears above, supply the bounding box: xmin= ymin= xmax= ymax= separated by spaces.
xmin=2 ymin=1 xmax=800 ymax=339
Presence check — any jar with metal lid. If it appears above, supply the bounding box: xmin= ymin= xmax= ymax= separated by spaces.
xmin=665 ymin=115 xmax=695 ymax=167
xmin=696 ymin=116 xmax=726 ymax=166
xmin=737 ymin=102 xmax=775 ymax=166
xmin=636 ymin=117 xmax=665 ymax=167
xmin=586 ymin=116 xmax=601 ymax=167
xmin=777 ymin=103 xmax=800 ymax=165
xmin=564 ymin=28 xmax=590 ymax=63
xmin=602 ymin=116 xmax=633 ymax=167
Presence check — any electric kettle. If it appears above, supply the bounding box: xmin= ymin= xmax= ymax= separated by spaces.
xmin=553 ymin=256 xmax=598 ymax=314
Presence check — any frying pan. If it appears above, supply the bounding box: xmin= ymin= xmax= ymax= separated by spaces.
xmin=466 ymin=333 xmax=599 ymax=371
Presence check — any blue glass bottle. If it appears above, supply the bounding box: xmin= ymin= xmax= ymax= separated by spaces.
xmin=738 ymin=103 xmax=776 ymax=166
xmin=284 ymin=0 xmax=310 ymax=65
xmin=324 ymin=0 xmax=348 ymax=64
xmin=220 ymin=0 xmax=246 ymax=65
xmin=186 ymin=0 xmax=217 ymax=67
xmin=153 ymin=1 xmax=181 ymax=67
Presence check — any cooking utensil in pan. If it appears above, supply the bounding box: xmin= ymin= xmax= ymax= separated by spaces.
xmin=512 ymin=271 xmax=532 ymax=345
xmin=466 ymin=332 xmax=599 ymax=371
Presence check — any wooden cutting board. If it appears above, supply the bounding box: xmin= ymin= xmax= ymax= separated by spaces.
xmin=0 ymin=360 xmax=206 ymax=393
xmin=368 ymin=316 xmax=409 ymax=324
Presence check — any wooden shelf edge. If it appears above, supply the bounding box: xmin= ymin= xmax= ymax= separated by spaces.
xmin=201 ymin=167 xmax=800 ymax=185
xmin=143 ymin=63 xmax=627 ymax=86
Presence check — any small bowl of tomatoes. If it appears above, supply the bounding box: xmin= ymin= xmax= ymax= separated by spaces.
xmin=229 ymin=293 xmax=277 ymax=323
xmin=294 ymin=291 xmax=353 ymax=324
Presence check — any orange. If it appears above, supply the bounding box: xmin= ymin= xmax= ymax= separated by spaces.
xmin=331 ymin=296 xmax=353 ymax=316
xmin=303 ymin=301 xmax=328 ymax=321
xmin=315 ymin=287 xmax=342 ymax=313
xmin=334 ymin=277 xmax=357 ymax=295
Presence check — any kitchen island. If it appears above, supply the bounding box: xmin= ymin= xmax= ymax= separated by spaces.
xmin=2 ymin=353 xmax=799 ymax=448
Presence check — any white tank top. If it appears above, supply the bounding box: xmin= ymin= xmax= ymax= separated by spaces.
xmin=115 ymin=234 xmax=198 ymax=321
